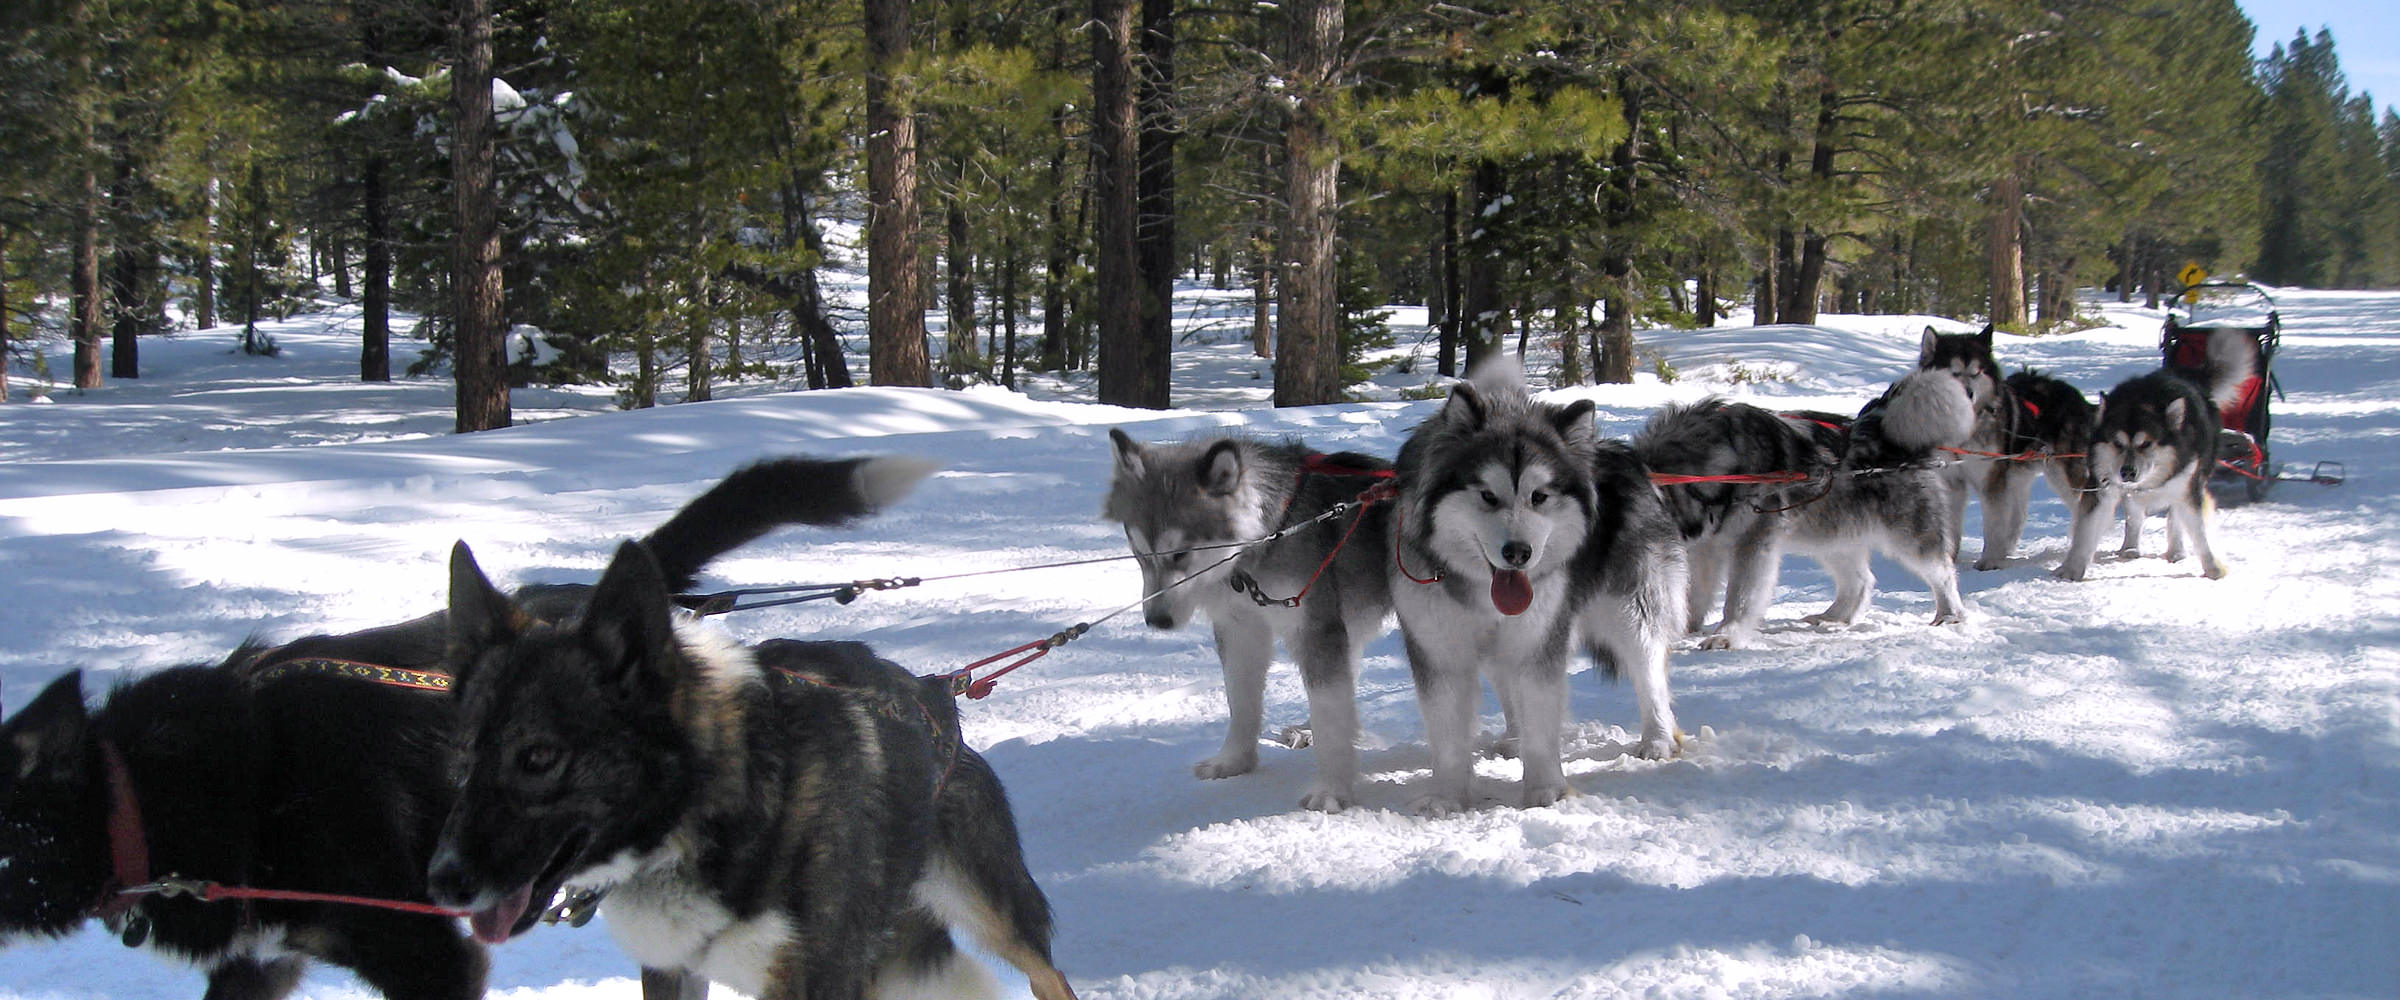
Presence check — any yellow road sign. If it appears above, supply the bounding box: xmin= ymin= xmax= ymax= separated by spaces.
xmin=2178 ymin=263 xmax=2209 ymax=288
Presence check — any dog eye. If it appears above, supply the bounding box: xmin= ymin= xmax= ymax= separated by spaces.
xmin=1528 ymin=490 xmax=1549 ymax=507
xmin=515 ymin=744 xmax=563 ymax=776
xmin=1479 ymin=490 xmax=1500 ymax=508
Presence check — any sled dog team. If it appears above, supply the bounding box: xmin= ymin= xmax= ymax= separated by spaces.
xmin=0 ymin=326 xmax=2236 ymax=1000
xmin=1106 ymin=326 xmax=2238 ymax=822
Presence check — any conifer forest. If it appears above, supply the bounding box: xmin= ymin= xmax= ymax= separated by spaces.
xmin=3 ymin=0 xmax=2396 ymax=420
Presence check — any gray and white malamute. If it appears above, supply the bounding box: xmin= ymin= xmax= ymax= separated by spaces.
xmin=1102 ymin=431 xmax=1391 ymax=812
xmin=427 ymin=464 xmax=1079 ymax=1000
xmin=1634 ymin=389 xmax=1965 ymax=649
xmin=2055 ymin=371 xmax=2226 ymax=581
xmin=1388 ymin=362 xmax=1685 ymax=816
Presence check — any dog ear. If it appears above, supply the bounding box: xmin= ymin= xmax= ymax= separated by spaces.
xmin=447 ymin=541 xmax=522 ymax=682
xmin=582 ymin=541 xmax=678 ymax=699
xmin=1550 ymin=398 xmax=1597 ymax=443
xmin=1196 ymin=440 xmax=1243 ymax=496
xmin=2164 ymin=395 xmax=2187 ymax=430
xmin=1977 ymin=324 xmax=1995 ymax=348
xmin=1443 ymin=382 xmax=1489 ymax=429
xmin=3 ymin=671 xmax=90 ymax=786
xmin=1918 ymin=328 xmax=1938 ymax=364
xmin=1107 ymin=428 xmax=1146 ymax=480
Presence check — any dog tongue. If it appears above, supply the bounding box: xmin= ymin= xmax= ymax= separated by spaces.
xmin=1490 ymin=569 xmax=1533 ymax=616
xmin=468 ymin=885 xmax=533 ymax=945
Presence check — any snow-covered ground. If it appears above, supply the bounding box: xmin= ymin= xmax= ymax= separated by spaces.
xmin=2 ymin=287 xmax=2394 ymax=1000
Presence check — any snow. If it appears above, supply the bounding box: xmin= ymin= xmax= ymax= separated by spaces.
xmin=3 ymin=287 xmax=2397 ymax=1000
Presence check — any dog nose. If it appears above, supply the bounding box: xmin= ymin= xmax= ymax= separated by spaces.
xmin=2119 ymin=465 xmax=2138 ymax=483
xmin=1500 ymin=541 xmax=1531 ymax=567
xmin=1145 ymin=610 xmax=1177 ymax=629
xmin=426 ymin=847 xmax=475 ymax=907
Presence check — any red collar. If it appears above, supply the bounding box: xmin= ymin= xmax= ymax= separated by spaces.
xmin=90 ymin=740 xmax=149 ymax=920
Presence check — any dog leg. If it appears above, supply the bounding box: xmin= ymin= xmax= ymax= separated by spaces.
xmin=1804 ymin=549 xmax=1874 ymax=626
xmin=641 ymin=968 xmax=711 ymax=1000
xmin=1510 ymin=659 xmax=1576 ymax=808
xmin=200 ymin=957 xmax=307 ymax=1000
xmin=1708 ymin=524 xmax=1781 ymax=650
xmin=1895 ymin=532 xmax=1966 ymax=626
xmin=1976 ymin=466 xmax=2037 ymax=570
xmin=2170 ymin=496 xmax=2227 ymax=580
xmin=1941 ymin=466 xmax=1973 ymax=560
xmin=2055 ymin=489 xmax=2117 ymax=581
xmin=2117 ymin=497 xmax=2146 ymax=558
xmin=1290 ymin=613 xmax=1361 ymax=812
xmin=1405 ymin=639 xmax=1481 ymax=816
xmin=1197 ymin=617 xmax=1272 ymax=779
xmin=337 ymin=915 xmax=490 ymax=1000
xmin=1682 ymin=544 xmax=1724 ymax=634
xmin=1585 ymin=593 xmax=1679 ymax=760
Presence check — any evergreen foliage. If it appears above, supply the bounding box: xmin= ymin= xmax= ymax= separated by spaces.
xmin=5 ymin=0 xmax=2397 ymax=410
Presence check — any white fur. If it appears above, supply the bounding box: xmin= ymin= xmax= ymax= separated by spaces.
xmin=1881 ymin=370 xmax=1975 ymax=451
xmin=855 ymin=455 xmax=942 ymax=510
xmin=603 ymin=856 xmax=790 ymax=1000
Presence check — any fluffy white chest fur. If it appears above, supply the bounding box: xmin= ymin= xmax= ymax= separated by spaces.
xmin=599 ymin=858 xmax=790 ymax=999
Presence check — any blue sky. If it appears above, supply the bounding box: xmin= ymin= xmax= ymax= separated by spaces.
xmin=2238 ymin=0 xmax=2400 ymax=113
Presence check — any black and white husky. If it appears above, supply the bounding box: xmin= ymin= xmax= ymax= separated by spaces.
xmin=1101 ymin=431 xmax=1392 ymax=812
xmin=2055 ymin=371 xmax=2227 ymax=581
xmin=1388 ymin=362 xmax=1685 ymax=816
xmin=1635 ymin=385 xmax=1965 ymax=649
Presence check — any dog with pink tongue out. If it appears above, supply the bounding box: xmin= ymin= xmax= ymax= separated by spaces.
xmin=1389 ymin=359 xmax=1688 ymax=816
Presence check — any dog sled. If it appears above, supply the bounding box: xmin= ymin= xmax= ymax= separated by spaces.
xmin=2159 ymin=280 xmax=2342 ymax=504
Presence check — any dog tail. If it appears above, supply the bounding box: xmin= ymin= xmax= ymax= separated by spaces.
xmin=641 ymin=455 xmax=940 ymax=590
xmin=1877 ymin=369 xmax=1974 ymax=452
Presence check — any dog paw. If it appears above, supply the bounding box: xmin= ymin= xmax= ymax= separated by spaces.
xmin=1520 ymin=781 xmax=1577 ymax=809
xmin=1276 ymin=724 xmax=1314 ymax=750
xmin=2114 ymin=546 xmax=2141 ymax=560
xmin=1193 ymin=751 xmax=1258 ymax=780
xmin=1479 ymin=734 xmax=1521 ymax=760
xmin=1698 ymin=635 xmax=1735 ymax=651
xmin=1633 ymin=733 xmax=1677 ymax=760
xmin=1930 ymin=610 xmax=1966 ymax=626
xmin=1297 ymin=784 xmax=1353 ymax=813
xmin=1408 ymin=792 xmax=1467 ymax=818
xmin=2053 ymin=563 xmax=2088 ymax=582
xmin=2203 ymin=562 xmax=2228 ymax=580
xmin=1973 ymin=556 xmax=2005 ymax=571
xmin=1801 ymin=612 xmax=1854 ymax=628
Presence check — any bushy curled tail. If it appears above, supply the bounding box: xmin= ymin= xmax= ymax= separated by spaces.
xmin=641 ymin=455 xmax=939 ymax=590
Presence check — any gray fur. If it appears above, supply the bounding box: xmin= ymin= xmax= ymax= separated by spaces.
xmin=1388 ymin=360 xmax=1685 ymax=816
xmin=1101 ymin=429 xmax=1392 ymax=812
xmin=1634 ymin=399 xmax=1964 ymax=650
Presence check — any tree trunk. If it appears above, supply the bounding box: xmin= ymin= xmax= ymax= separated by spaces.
xmin=944 ymin=192 xmax=977 ymax=379
xmin=682 ymin=265 xmax=713 ymax=403
xmin=362 ymin=154 xmax=392 ymax=381
xmin=1000 ymin=231 xmax=1019 ymax=387
xmin=1090 ymin=0 xmax=1144 ymax=404
xmin=1 ymin=225 xmax=10 ymax=401
xmin=1128 ymin=0 xmax=1175 ymax=407
xmin=1273 ymin=0 xmax=1341 ymax=407
xmin=73 ymin=161 xmax=103 ymax=389
xmin=1987 ymin=162 xmax=2027 ymax=329
xmin=1594 ymin=74 xmax=1643 ymax=383
xmin=1250 ymin=248 xmax=1272 ymax=359
xmin=451 ymin=0 xmax=511 ymax=432
xmin=1438 ymin=186 xmax=1459 ymax=376
xmin=1039 ymin=122 xmax=1072 ymax=373
xmin=107 ymin=137 xmax=142 ymax=380
xmin=1695 ymin=256 xmax=1715 ymax=327
xmin=865 ymin=0 xmax=928 ymax=386
xmin=1461 ymin=160 xmax=1506 ymax=372
xmin=196 ymin=176 xmax=217 ymax=330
